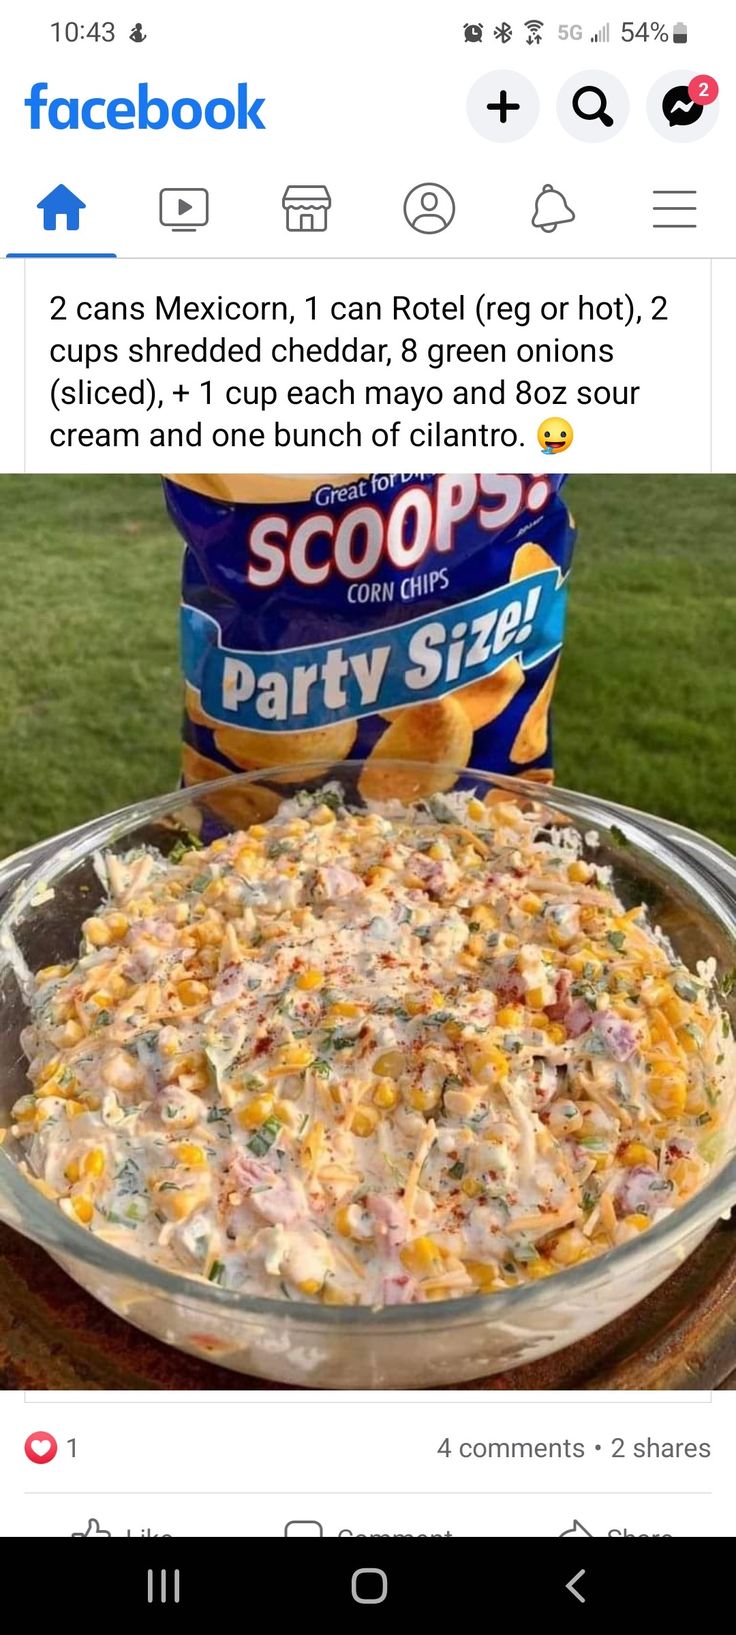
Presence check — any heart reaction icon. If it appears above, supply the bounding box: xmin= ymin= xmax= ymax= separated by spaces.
xmin=24 ymin=1431 xmax=58 ymax=1464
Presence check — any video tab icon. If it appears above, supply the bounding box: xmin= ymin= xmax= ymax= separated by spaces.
xmin=159 ymin=188 xmax=209 ymax=231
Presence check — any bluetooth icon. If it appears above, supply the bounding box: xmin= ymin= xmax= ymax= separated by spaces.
xmin=494 ymin=22 xmax=512 ymax=43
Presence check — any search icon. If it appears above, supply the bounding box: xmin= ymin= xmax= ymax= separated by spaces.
xmin=558 ymin=71 xmax=628 ymax=141
xmin=572 ymin=84 xmax=614 ymax=127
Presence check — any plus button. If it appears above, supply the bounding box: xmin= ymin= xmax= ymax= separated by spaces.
xmin=486 ymin=89 xmax=521 ymax=123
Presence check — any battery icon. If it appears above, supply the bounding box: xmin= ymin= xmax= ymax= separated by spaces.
xmin=673 ymin=21 xmax=687 ymax=42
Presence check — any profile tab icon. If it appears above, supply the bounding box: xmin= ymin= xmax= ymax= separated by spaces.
xmin=403 ymin=183 xmax=456 ymax=234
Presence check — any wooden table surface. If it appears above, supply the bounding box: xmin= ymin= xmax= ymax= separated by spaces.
xmin=2 ymin=1217 xmax=735 ymax=1390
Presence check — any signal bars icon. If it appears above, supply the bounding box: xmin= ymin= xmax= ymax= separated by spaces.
xmin=591 ymin=22 xmax=610 ymax=41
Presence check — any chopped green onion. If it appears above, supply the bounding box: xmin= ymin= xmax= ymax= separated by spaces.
xmin=247 ymin=1116 xmax=281 ymax=1157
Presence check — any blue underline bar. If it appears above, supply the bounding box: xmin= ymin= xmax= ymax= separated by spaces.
xmin=6 ymin=252 xmax=117 ymax=259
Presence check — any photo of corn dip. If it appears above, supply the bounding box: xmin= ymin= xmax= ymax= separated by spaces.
xmin=11 ymin=787 xmax=734 ymax=1307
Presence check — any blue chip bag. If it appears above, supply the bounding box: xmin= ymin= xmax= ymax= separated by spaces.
xmin=164 ymin=473 xmax=574 ymax=800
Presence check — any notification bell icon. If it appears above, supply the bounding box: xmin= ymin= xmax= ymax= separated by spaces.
xmin=531 ymin=182 xmax=575 ymax=233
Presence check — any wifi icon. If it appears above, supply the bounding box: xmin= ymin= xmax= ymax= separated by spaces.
xmin=591 ymin=21 xmax=611 ymax=42
xmin=525 ymin=18 xmax=544 ymax=44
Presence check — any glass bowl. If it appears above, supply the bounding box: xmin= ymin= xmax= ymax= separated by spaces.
xmin=0 ymin=761 xmax=734 ymax=1389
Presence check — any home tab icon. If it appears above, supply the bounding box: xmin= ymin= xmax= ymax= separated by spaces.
xmin=282 ymin=183 xmax=331 ymax=231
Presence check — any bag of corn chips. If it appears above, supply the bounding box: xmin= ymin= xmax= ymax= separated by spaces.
xmin=164 ymin=473 xmax=575 ymax=800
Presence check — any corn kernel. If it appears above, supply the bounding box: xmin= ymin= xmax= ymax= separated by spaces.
xmin=276 ymin=1042 xmax=315 ymax=1071
xmin=156 ymin=1184 xmax=207 ymax=1221
xmin=496 ymin=1005 xmax=524 ymax=1030
xmin=36 ymin=963 xmax=74 ymax=983
xmin=459 ymin=952 xmax=479 ymax=971
xmin=89 ymin=990 xmax=113 ymax=1010
xmin=365 ymin=866 xmax=392 ymax=888
xmin=463 ymin=1258 xmax=496 ymax=1292
xmin=519 ymin=892 xmax=543 ymax=916
xmin=296 ymin=968 xmax=324 ymax=991
xmin=405 ymin=997 xmax=425 ymax=1017
xmin=428 ymin=842 xmax=445 ymax=862
xmin=526 ymin=986 xmax=547 ymax=1009
xmin=249 ymin=824 xmax=268 ymax=839
xmin=621 ymin=1141 xmax=657 ymax=1169
xmin=408 ymin=1085 xmax=440 ymax=1113
xmin=64 ymin=1159 xmax=80 ymax=1183
xmin=373 ymin=1080 xmax=398 ymax=1110
xmin=65 ymin=1100 xmax=87 ymax=1118
xmin=82 ymin=1148 xmax=105 ymax=1179
xmin=546 ymin=1022 xmax=566 ymax=1046
xmin=11 ymin=1095 xmax=37 ymax=1123
xmin=624 ymin=1212 xmax=651 ymax=1232
xmin=39 ymin=1056 xmax=62 ymax=1084
xmin=466 ymin=933 xmax=486 ymax=958
xmin=469 ymin=904 xmax=497 ymax=929
xmin=106 ymin=912 xmax=129 ymax=941
xmin=648 ymin=1071 xmax=688 ymax=1116
xmin=175 ymin=1142 xmax=206 ymax=1168
xmin=352 ymin=1106 xmax=380 ymax=1138
xmin=567 ymin=860 xmax=592 ymax=884
xmin=72 ymin=1196 xmax=94 ymax=1224
xmin=83 ymin=916 xmax=113 ymax=947
xmin=177 ymin=978 xmax=209 ymax=1008
xmin=669 ymin=1155 xmax=702 ymax=1197
xmin=438 ymin=1013 xmax=464 ymax=1039
xmin=236 ymin=1094 xmax=275 ymax=1128
xmin=373 ymin=1049 xmax=405 ymax=1079
xmin=461 ymin=1176 xmax=484 ymax=1199
xmin=328 ymin=1000 xmax=361 ymax=1019
xmin=334 ymin=1204 xmax=354 ymax=1238
xmin=400 ymin=1235 xmax=444 ymax=1277
xmin=467 ymin=798 xmax=486 ymax=823
xmin=310 ymin=804 xmax=336 ymax=826
xmin=525 ymin=1258 xmax=554 ymax=1280
xmin=298 ymin=1277 xmax=323 ymax=1295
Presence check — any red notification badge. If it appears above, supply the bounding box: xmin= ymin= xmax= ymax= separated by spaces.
xmin=688 ymin=75 xmax=719 ymax=105
xmin=24 ymin=1431 xmax=58 ymax=1464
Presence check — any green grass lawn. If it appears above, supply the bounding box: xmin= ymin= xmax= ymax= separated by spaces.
xmin=0 ymin=474 xmax=734 ymax=857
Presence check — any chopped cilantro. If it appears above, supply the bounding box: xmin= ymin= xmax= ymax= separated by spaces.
xmin=674 ymin=977 xmax=699 ymax=1003
xmin=448 ymin=1160 xmax=465 ymax=1181
xmin=168 ymin=831 xmax=204 ymax=864
xmin=208 ymin=1260 xmax=226 ymax=1285
xmin=327 ymin=1030 xmax=357 ymax=1051
xmin=607 ymin=931 xmax=626 ymax=953
xmin=312 ymin=1058 xmax=331 ymax=1077
xmin=720 ymin=967 xmax=736 ymax=997
xmin=190 ymin=872 xmax=210 ymax=892
xmin=608 ymin=825 xmax=630 ymax=848
xmin=570 ymin=979 xmax=597 ymax=1005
